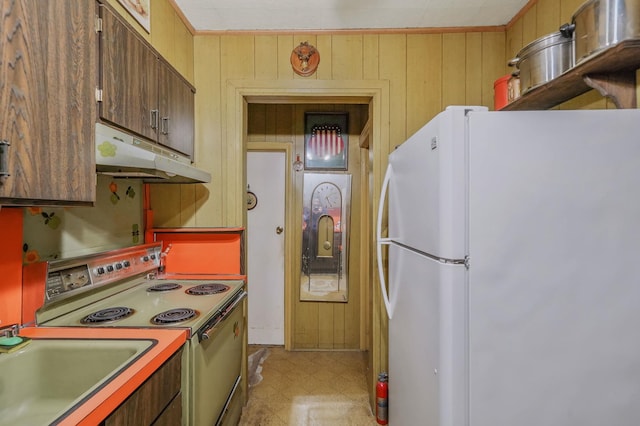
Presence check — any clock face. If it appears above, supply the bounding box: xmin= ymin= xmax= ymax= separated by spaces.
xmin=247 ymin=191 xmax=257 ymax=210
xmin=314 ymin=182 xmax=341 ymax=210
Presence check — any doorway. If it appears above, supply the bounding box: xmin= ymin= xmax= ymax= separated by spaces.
xmin=245 ymin=103 xmax=370 ymax=351
xmin=232 ymin=80 xmax=387 ymax=350
xmin=246 ymin=150 xmax=286 ymax=345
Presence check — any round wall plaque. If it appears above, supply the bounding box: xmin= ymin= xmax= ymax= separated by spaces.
xmin=290 ymin=42 xmax=320 ymax=77
xmin=247 ymin=191 xmax=258 ymax=210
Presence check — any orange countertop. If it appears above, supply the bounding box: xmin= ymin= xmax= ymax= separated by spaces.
xmin=19 ymin=327 xmax=188 ymax=426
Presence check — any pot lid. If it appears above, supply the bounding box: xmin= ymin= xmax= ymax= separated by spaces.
xmin=512 ymin=31 xmax=573 ymax=66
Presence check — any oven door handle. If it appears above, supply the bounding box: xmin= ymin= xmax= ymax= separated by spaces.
xmin=199 ymin=291 xmax=247 ymax=341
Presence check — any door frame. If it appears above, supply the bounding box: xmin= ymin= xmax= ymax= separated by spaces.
xmin=246 ymin=142 xmax=293 ymax=348
xmin=230 ymin=80 xmax=389 ymax=361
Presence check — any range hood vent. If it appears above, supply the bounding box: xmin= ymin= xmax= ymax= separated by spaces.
xmin=95 ymin=123 xmax=211 ymax=184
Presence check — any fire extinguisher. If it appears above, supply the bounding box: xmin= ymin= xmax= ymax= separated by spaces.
xmin=376 ymin=372 xmax=388 ymax=425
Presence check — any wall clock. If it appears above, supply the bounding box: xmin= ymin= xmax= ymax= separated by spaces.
xmin=247 ymin=190 xmax=257 ymax=210
xmin=301 ymin=173 xmax=351 ymax=303
xmin=314 ymin=182 xmax=342 ymax=210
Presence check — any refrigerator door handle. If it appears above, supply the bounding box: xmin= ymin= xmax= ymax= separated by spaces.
xmin=376 ymin=163 xmax=394 ymax=319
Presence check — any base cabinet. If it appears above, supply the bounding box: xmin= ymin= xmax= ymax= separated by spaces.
xmin=102 ymin=348 xmax=183 ymax=426
xmin=152 ymin=392 xmax=182 ymax=426
xmin=0 ymin=0 xmax=97 ymax=205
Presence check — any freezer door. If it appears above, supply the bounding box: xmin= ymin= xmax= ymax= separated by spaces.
xmin=388 ymin=106 xmax=485 ymax=259
xmin=388 ymin=243 xmax=467 ymax=426
xmin=467 ymin=108 xmax=640 ymax=425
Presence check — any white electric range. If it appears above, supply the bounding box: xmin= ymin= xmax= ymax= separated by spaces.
xmin=35 ymin=243 xmax=246 ymax=426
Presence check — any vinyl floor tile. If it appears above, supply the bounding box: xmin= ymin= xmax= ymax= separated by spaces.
xmin=240 ymin=346 xmax=379 ymax=426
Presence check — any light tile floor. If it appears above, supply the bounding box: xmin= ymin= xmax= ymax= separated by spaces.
xmin=239 ymin=346 xmax=379 ymax=425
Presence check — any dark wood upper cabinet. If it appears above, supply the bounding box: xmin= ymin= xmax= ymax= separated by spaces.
xmin=158 ymin=62 xmax=195 ymax=158
xmin=0 ymin=0 xmax=97 ymax=205
xmin=98 ymin=4 xmax=195 ymax=159
xmin=99 ymin=5 xmax=158 ymax=141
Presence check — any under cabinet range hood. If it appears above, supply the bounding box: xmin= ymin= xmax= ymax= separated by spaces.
xmin=95 ymin=123 xmax=211 ymax=183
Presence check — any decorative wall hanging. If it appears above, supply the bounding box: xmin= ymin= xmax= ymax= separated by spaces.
xmin=247 ymin=191 xmax=257 ymax=210
xmin=300 ymin=173 xmax=352 ymax=302
xmin=117 ymin=0 xmax=150 ymax=33
xmin=304 ymin=112 xmax=348 ymax=170
xmin=293 ymin=154 xmax=304 ymax=172
xmin=290 ymin=42 xmax=320 ymax=77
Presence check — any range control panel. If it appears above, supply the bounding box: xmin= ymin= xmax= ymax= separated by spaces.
xmin=44 ymin=243 xmax=163 ymax=302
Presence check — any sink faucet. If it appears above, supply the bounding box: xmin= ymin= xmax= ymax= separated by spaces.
xmin=0 ymin=323 xmax=31 ymax=353
xmin=0 ymin=324 xmax=20 ymax=338
xmin=158 ymin=244 xmax=173 ymax=273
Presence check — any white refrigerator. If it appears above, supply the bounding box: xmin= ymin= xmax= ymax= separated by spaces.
xmin=376 ymin=106 xmax=640 ymax=426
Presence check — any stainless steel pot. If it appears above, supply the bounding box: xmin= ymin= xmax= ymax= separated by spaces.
xmin=509 ymin=31 xmax=574 ymax=95
xmin=560 ymin=0 xmax=640 ymax=64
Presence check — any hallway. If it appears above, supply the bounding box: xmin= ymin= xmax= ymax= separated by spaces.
xmin=239 ymin=346 xmax=379 ymax=425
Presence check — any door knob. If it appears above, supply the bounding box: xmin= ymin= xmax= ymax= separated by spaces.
xmin=276 ymin=226 xmax=283 ymax=234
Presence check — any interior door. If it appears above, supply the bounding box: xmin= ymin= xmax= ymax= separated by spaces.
xmin=247 ymin=151 xmax=286 ymax=345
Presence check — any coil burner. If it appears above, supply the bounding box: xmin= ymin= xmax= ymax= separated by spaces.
xmin=151 ymin=308 xmax=199 ymax=325
xmin=147 ymin=282 xmax=183 ymax=292
xmin=81 ymin=307 xmax=134 ymax=324
xmin=186 ymin=283 xmax=230 ymax=296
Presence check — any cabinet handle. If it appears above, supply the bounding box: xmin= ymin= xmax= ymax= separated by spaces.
xmin=150 ymin=109 xmax=159 ymax=130
xmin=0 ymin=140 xmax=10 ymax=185
xmin=161 ymin=117 xmax=169 ymax=135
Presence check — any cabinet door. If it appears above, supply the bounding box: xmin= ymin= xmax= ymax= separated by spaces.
xmin=158 ymin=62 xmax=195 ymax=158
xmin=100 ymin=5 xmax=158 ymax=141
xmin=0 ymin=0 xmax=97 ymax=205
xmin=104 ymin=349 xmax=182 ymax=426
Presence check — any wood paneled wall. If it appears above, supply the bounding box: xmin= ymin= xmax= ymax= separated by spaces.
xmin=153 ymin=31 xmax=505 ymax=229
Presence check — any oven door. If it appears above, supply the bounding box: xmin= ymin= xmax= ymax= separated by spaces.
xmin=190 ymin=291 xmax=246 ymax=426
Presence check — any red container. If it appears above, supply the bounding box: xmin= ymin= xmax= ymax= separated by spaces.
xmin=493 ymin=74 xmax=511 ymax=110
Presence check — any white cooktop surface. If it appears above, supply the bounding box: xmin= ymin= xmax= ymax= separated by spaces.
xmin=41 ymin=279 xmax=244 ymax=332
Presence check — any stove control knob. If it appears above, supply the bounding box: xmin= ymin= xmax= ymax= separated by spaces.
xmin=97 ymin=267 xmax=105 ymax=275
xmin=106 ymin=265 xmax=114 ymax=272
xmin=115 ymin=263 xmax=123 ymax=270
xmin=123 ymin=260 xmax=131 ymax=268
xmin=142 ymin=255 xmax=150 ymax=262
xmin=150 ymin=254 xmax=156 ymax=260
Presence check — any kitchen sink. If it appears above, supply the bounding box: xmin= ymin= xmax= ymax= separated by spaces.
xmin=0 ymin=338 xmax=153 ymax=426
